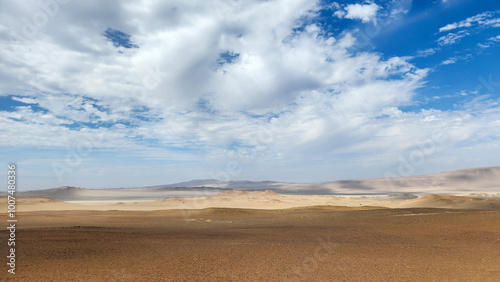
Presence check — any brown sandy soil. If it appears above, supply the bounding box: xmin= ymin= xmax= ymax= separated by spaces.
xmin=1 ymin=207 xmax=500 ymax=281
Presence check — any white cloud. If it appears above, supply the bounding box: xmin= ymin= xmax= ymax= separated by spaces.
xmin=1 ymin=0 xmax=500 ymax=188
xmin=333 ymin=10 xmax=346 ymax=18
xmin=489 ymin=35 xmax=500 ymax=42
xmin=335 ymin=3 xmax=381 ymax=23
xmin=441 ymin=58 xmax=457 ymax=65
xmin=0 ymin=1 xmax=422 ymax=149
xmin=439 ymin=21 xmax=470 ymax=33
xmin=440 ymin=54 xmax=472 ymax=65
xmin=435 ymin=11 xmax=500 ymax=63
xmin=439 ymin=11 xmax=500 ymax=32
xmin=437 ymin=30 xmax=469 ymax=45
xmin=477 ymin=42 xmax=491 ymax=49
xmin=416 ymin=48 xmax=437 ymax=57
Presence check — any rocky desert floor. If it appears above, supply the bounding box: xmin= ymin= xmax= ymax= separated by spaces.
xmin=1 ymin=205 xmax=500 ymax=281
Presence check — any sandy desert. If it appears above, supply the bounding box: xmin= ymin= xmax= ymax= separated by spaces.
xmin=1 ymin=167 xmax=500 ymax=281
xmin=1 ymin=204 xmax=500 ymax=281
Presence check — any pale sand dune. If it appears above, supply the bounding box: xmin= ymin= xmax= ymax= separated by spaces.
xmin=3 ymin=191 xmax=500 ymax=212
xmin=299 ymin=166 xmax=500 ymax=195
xmin=396 ymin=194 xmax=500 ymax=209
xmin=3 ymin=166 xmax=498 ymax=212
xmin=6 ymin=166 xmax=500 ymax=202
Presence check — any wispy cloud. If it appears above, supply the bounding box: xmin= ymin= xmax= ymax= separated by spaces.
xmin=489 ymin=35 xmax=500 ymax=42
xmin=440 ymin=54 xmax=473 ymax=65
xmin=439 ymin=10 xmax=500 ymax=32
xmin=441 ymin=58 xmax=457 ymax=65
xmin=437 ymin=30 xmax=469 ymax=45
xmin=416 ymin=48 xmax=437 ymax=57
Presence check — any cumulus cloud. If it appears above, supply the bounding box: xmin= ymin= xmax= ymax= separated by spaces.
xmin=0 ymin=0 xmax=500 ymax=187
xmin=334 ymin=3 xmax=381 ymax=23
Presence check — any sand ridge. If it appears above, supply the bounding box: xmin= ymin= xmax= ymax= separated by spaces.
xmin=2 ymin=191 xmax=500 ymax=212
xmin=6 ymin=166 xmax=500 ymax=202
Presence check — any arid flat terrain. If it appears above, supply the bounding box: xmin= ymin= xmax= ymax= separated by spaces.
xmin=2 ymin=206 xmax=500 ymax=281
xmin=2 ymin=167 xmax=499 ymax=281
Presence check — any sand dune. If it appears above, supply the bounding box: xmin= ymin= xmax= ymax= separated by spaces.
xmin=1 ymin=166 xmax=497 ymax=213
xmin=5 ymin=166 xmax=499 ymax=203
xmin=8 ymin=185 xmax=226 ymax=201
xmin=302 ymin=166 xmax=500 ymax=195
xmin=152 ymin=166 xmax=500 ymax=195
xmin=397 ymin=194 xmax=500 ymax=210
xmin=3 ymin=191 xmax=500 ymax=212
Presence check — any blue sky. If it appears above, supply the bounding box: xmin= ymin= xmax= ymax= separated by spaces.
xmin=0 ymin=0 xmax=499 ymax=190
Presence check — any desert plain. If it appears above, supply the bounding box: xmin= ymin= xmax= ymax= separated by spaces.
xmin=1 ymin=166 xmax=500 ymax=281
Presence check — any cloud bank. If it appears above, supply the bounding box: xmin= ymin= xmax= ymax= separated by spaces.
xmin=0 ymin=0 xmax=499 ymax=188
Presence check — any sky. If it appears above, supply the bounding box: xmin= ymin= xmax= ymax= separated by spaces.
xmin=1 ymin=0 xmax=500 ymax=190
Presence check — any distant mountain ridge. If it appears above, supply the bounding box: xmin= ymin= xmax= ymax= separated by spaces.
xmin=145 ymin=179 xmax=281 ymax=189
